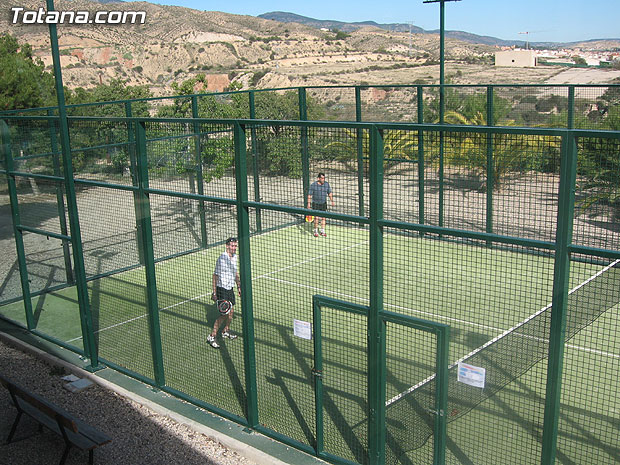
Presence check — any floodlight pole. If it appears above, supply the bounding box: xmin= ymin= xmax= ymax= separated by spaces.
xmin=423 ymin=0 xmax=460 ymax=122
xmin=424 ymin=0 xmax=460 ymax=228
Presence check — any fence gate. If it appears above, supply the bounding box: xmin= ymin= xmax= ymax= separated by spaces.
xmin=382 ymin=311 xmax=450 ymax=465
xmin=312 ymin=295 xmax=450 ymax=465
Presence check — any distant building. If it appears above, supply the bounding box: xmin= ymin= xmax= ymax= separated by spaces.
xmin=495 ymin=50 xmax=537 ymax=67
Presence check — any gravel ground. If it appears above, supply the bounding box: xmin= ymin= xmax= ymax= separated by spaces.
xmin=0 ymin=334 xmax=264 ymax=465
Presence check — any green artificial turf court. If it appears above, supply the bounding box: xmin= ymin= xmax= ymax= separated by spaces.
xmin=0 ymin=223 xmax=618 ymax=464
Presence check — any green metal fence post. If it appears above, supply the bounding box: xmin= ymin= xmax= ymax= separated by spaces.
xmin=46 ymin=0 xmax=99 ymax=369
xmin=233 ymin=122 xmax=259 ymax=427
xmin=1 ymin=120 xmax=35 ymax=329
xmin=434 ymin=325 xmax=450 ymax=465
xmin=192 ymin=96 xmax=208 ymax=247
xmin=125 ymin=102 xmax=146 ymax=265
xmin=368 ymin=125 xmax=386 ymax=465
xmin=486 ymin=86 xmax=494 ymax=241
xmin=355 ymin=86 xmax=366 ymax=217
xmin=438 ymin=4 xmax=446 ymax=230
xmin=567 ymin=86 xmax=575 ymax=129
xmin=417 ymin=86 xmax=425 ymax=232
xmin=312 ymin=297 xmax=324 ymax=454
xmin=540 ymin=131 xmax=577 ymax=465
xmin=135 ymin=121 xmax=166 ymax=388
xmin=249 ymin=91 xmax=262 ymax=231
xmin=438 ymin=123 xmax=445 ymax=228
xmin=48 ymin=109 xmax=73 ymax=283
xmin=299 ymin=88 xmax=310 ymax=205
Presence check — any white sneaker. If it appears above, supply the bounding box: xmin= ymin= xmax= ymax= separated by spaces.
xmin=207 ymin=335 xmax=219 ymax=348
xmin=222 ymin=332 xmax=237 ymax=340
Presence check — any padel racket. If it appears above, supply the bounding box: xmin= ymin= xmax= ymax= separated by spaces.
xmin=217 ymin=299 xmax=232 ymax=315
xmin=305 ymin=215 xmax=314 ymax=222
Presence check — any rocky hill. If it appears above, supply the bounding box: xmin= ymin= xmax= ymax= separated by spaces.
xmin=259 ymin=11 xmax=620 ymax=49
xmin=1 ymin=0 xmax=618 ymax=97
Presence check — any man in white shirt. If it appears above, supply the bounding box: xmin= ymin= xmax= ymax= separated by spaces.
xmin=207 ymin=237 xmax=241 ymax=349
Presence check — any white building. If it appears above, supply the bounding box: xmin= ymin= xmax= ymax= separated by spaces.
xmin=495 ymin=49 xmax=537 ymax=67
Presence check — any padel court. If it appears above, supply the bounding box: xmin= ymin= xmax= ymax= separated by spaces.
xmin=1 ymin=224 xmax=618 ymax=465
xmin=2 ymin=114 xmax=620 ymax=465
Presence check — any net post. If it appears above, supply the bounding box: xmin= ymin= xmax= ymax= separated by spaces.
xmin=233 ymin=121 xmax=259 ymax=428
xmin=191 ymin=95 xmax=208 ymax=248
xmin=135 ymin=120 xmax=166 ymax=388
xmin=1 ymin=120 xmax=36 ymax=330
xmin=368 ymin=125 xmax=386 ymax=465
xmin=355 ymin=86 xmax=366 ymax=217
xmin=541 ymin=130 xmax=577 ymax=465
xmin=434 ymin=325 xmax=450 ymax=465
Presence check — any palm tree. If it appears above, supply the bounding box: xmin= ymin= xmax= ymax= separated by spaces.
xmin=442 ymin=110 xmax=559 ymax=191
xmin=324 ymin=128 xmax=419 ymax=175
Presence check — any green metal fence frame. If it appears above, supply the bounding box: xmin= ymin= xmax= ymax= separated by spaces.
xmin=6 ymin=82 xmax=617 ymax=227
xmin=2 ymin=113 xmax=620 ymax=465
xmin=312 ymin=294 xmax=450 ymax=465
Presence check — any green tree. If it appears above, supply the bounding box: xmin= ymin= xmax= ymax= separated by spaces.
xmin=425 ymin=87 xmax=512 ymax=125
xmin=156 ymin=86 xmax=325 ymax=180
xmin=0 ymin=34 xmax=56 ymax=110
xmin=324 ymin=128 xmax=418 ymax=175
xmin=443 ymin=110 xmax=558 ymax=190
xmin=572 ymin=56 xmax=587 ymax=66
xmin=589 ymin=79 xmax=620 ymax=130
xmin=64 ymin=79 xmax=152 ymax=174
xmin=156 ymin=74 xmax=208 ymax=118
xmin=66 ymin=78 xmax=151 ymax=116
xmin=331 ymin=29 xmax=350 ymax=40
xmin=578 ymin=135 xmax=620 ymax=216
xmin=253 ymin=90 xmax=322 ymax=120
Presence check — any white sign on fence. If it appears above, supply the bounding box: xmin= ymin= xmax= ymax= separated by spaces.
xmin=457 ymin=362 xmax=486 ymax=389
xmin=293 ymin=319 xmax=312 ymax=340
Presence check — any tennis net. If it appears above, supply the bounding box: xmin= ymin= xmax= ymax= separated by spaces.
xmin=385 ymin=259 xmax=620 ymax=463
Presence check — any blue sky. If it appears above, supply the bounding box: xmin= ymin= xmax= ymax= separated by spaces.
xmin=149 ymin=0 xmax=619 ymax=43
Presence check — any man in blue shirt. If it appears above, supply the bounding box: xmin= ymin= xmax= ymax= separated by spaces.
xmin=307 ymin=172 xmax=335 ymax=237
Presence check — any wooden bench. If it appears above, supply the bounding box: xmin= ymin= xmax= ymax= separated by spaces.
xmin=1 ymin=374 xmax=111 ymax=465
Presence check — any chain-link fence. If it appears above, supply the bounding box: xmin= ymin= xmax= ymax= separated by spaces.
xmin=1 ymin=111 xmax=619 ymax=465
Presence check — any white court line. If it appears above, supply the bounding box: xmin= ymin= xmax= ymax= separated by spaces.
xmin=264 ymin=274 xmax=620 ymax=361
xmin=566 ymin=343 xmax=620 ymax=359
xmin=260 ymin=275 xmax=506 ymax=335
xmin=66 ymin=238 xmax=369 ymax=343
xmin=385 ymin=258 xmax=620 ymax=406
xmin=252 ymin=239 xmax=369 ymax=281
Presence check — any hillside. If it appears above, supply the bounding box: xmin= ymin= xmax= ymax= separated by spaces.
xmin=1 ymin=0 xmax=618 ymax=97
xmin=259 ymin=11 xmax=620 ymax=49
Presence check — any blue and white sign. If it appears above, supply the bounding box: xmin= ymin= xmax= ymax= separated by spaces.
xmin=458 ymin=362 xmax=486 ymax=389
xmin=293 ymin=319 xmax=312 ymax=340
